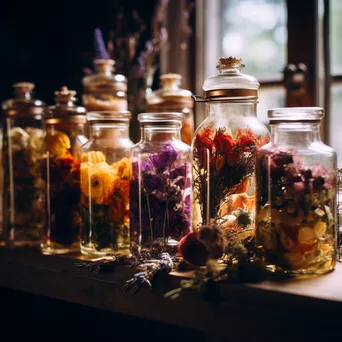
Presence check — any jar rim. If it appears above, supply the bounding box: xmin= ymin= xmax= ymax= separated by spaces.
xmin=87 ymin=110 xmax=131 ymax=122
xmin=138 ymin=112 xmax=184 ymax=125
xmin=268 ymin=107 xmax=324 ymax=122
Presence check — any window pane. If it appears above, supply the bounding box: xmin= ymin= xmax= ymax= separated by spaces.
xmin=257 ymin=86 xmax=285 ymax=125
xmin=220 ymin=0 xmax=287 ymax=81
xmin=330 ymin=0 xmax=342 ymax=75
xmin=330 ymin=83 xmax=342 ymax=167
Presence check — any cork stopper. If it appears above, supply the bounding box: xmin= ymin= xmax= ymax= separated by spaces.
xmin=94 ymin=59 xmax=115 ymax=73
xmin=160 ymin=73 xmax=182 ymax=88
xmin=216 ymin=57 xmax=245 ymax=71
xmin=54 ymin=86 xmax=77 ymax=103
xmin=13 ymin=82 xmax=35 ymax=98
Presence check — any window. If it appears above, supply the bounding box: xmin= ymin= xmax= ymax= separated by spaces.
xmin=329 ymin=0 xmax=342 ymax=167
xmin=196 ymin=0 xmax=342 ymax=165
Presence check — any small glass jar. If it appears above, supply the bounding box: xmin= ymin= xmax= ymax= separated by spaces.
xmin=130 ymin=112 xmax=192 ymax=256
xmin=192 ymin=57 xmax=269 ymax=245
xmin=41 ymin=87 xmax=87 ymax=254
xmin=82 ymin=59 xmax=128 ymax=112
xmin=1 ymin=82 xmax=45 ymax=247
xmin=80 ymin=111 xmax=133 ymax=256
xmin=146 ymin=73 xmax=194 ymax=145
xmin=255 ymin=107 xmax=337 ymax=275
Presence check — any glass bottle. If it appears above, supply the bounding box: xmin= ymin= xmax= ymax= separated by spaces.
xmin=255 ymin=107 xmax=337 ymax=275
xmin=146 ymin=73 xmax=194 ymax=145
xmin=130 ymin=112 xmax=192 ymax=256
xmin=1 ymin=82 xmax=45 ymax=247
xmin=41 ymin=87 xmax=87 ymax=255
xmin=192 ymin=57 xmax=269 ymax=246
xmin=82 ymin=59 xmax=128 ymax=112
xmin=80 ymin=111 xmax=133 ymax=256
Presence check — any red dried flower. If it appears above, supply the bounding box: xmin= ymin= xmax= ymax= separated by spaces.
xmin=214 ymin=129 xmax=236 ymax=155
xmin=195 ymin=128 xmax=215 ymax=152
xmin=226 ymin=151 xmax=240 ymax=166
xmin=236 ymin=128 xmax=257 ymax=151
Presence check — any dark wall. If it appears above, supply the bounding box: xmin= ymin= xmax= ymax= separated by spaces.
xmin=0 ymin=0 xmax=156 ymax=107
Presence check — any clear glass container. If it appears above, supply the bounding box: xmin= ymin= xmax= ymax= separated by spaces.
xmin=146 ymin=73 xmax=194 ymax=145
xmin=192 ymin=57 xmax=270 ymax=246
xmin=82 ymin=59 xmax=128 ymax=112
xmin=41 ymin=87 xmax=87 ymax=254
xmin=255 ymin=107 xmax=337 ymax=275
xmin=80 ymin=111 xmax=133 ymax=256
xmin=1 ymin=82 xmax=46 ymax=247
xmin=130 ymin=112 xmax=192 ymax=256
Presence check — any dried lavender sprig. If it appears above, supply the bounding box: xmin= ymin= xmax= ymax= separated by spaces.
xmin=94 ymin=28 xmax=110 ymax=60
xmin=122 ymin=252 xmax=174 ymax=293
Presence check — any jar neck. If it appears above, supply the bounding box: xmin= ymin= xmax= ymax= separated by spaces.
xmin=141 ymin=125 xmax=181 ymax=142
xmin=207 ymin=101 xmax=257 ymax=117
xmin=89 ymin=123 xmax=130 ymax=140
xmin=271 ymin=122 xmax=321 ymax=145
xmin=95 ymin=64 xmax=113 ymax=76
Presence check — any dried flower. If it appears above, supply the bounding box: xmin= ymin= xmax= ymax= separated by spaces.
xmin=46 ymin=131 xmax=71 ymax=158
xmin=94 ymin=28 xmax=110 ymax=60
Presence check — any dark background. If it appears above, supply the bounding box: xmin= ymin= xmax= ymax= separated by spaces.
xmin=0 ymin=0 xmax=157 ymax=107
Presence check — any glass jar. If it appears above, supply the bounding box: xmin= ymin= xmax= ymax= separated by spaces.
xmin=41 ymin=87 xmax=87 ymax=254
xmin=130 ymin=112 xmax=192 ymax=256
xmin=255 ymin=107 xmax=337 ymax=275
xmin=82 ymin=59 xmax=128 ymax=112
xmin=80 ymin=111 xmax=133 ymax=256
xmin=192 ymin=57 xmax=269 ymax=246
xmin=146 ymin=73 xmax=194 ymax=145
xmin=1 ymin=82 xmax=45 ymax=247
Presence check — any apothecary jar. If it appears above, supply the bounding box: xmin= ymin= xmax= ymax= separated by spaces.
xmin=1 ymin=82 xmax=45 ymax=247
xmin=41 ymin=87 xmax=87 ymax=255
xmin=192 ymin=57 xmax=269 ymax=246
xmin=130 ymin=112 xmax=192 ymax=256
xmin=80 ymin=111 xmax=133 ymax=256
xmin=255 ymin=107 xmax=337 ymax=275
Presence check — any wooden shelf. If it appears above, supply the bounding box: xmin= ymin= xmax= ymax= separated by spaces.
xmin=1 ymin=247 xmax=341 ymax=341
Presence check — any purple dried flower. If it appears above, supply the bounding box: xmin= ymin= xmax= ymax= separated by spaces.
xmin=184 ymin=192 xmax=191 ymax=215
xmin=170 ymin=164 xmax=187 ymax=178
xmin=94 ymin=28 xmax=110 ymax=60
xmin=324 ymin=170 xmax=337 ymax=189
xmin=287 ymin=155 xmax=304 ymax=177
xmin=169 ymin=209 xmax=191 ymax=238
xmin=143 ymin=173 xmax=164 ymax=193
xmin=311 ymin=163 xmax=328 ymax=178
xmin=149 ymin=143 xmax=178 ymax=170
xmin=264 ymin=151 xmax=293 ymax=182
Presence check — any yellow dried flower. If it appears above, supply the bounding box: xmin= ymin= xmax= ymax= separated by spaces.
xmin=46 ymin=131 xmax=71 ymax=157
xmin=81 ymin=151 xmax=106 ymax=164
xmin=112 ymin=157 xmax=132 ymax=179
xmin=80 ymin=161 xmax=119 ymax=205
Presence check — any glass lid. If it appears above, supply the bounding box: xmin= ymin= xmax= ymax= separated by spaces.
xmin=1 ymin=82 xmax=45 ymax=117
xmin=202 ymin=57 xmax=260 ymax=99
xmin=146 ymin=73 xmax=193 ymax=108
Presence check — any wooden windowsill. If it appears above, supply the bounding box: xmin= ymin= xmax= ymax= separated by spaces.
xmin=1 ymin=247 xmax=341 ymax=341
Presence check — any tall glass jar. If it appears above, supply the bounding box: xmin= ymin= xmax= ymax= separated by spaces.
xmin=82 ymin=59 xmax=128 ymax=112
xmin=1 ymin=82 xmax=45 ymax=247
xmin=130 ymin=112 xmax=192 ymax=256
xmin=255 ymin=107 xmax=337 ymax=275
xmin=80 ymin=111 xmax=133 ymax=256
xmin=41 ymin=87 xmax=87 ymax=255
xmin=146 ymin=73 xmax=194 ymax=145
xmin=192 ymin=57 xmax=269 ymax=246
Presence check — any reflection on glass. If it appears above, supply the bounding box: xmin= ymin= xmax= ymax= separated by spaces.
xmin=330 ymin=83 xmax=342 ymax=167
xmin=330 ymin=0 xmax=342 ymax=75
xmin=221 ymin=0 xmax=287 ymax=81
xmin=257 ymin=86 xmax=285 ymax=125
